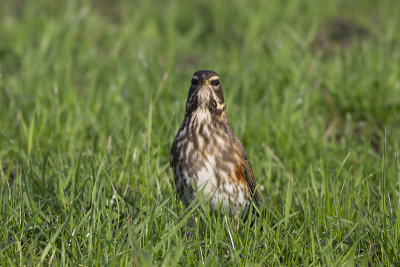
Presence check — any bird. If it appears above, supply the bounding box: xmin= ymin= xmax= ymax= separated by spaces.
xmin=170 ymin=70 xmax=258 ymax=217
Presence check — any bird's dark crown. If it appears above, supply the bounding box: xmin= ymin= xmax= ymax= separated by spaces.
xmin=192 ymin=70 xmax=219 ymax=80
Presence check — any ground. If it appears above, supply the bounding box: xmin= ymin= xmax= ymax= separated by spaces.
xmin=0 ymin=0 xmax=400 ymax=265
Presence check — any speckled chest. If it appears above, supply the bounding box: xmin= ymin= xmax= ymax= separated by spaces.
xmin=170 ymin=111 xmax=250 ymax=213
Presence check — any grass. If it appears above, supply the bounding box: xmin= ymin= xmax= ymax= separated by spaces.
xmin=1 ymin=0 xmax=400 ymax=265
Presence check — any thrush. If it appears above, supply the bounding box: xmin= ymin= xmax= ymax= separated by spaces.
xmin=170 ymin=70 xmax=258 ymax=216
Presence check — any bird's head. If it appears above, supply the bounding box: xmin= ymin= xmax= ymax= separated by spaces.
xmin=185 ymin=70 xmax=226 ymax=118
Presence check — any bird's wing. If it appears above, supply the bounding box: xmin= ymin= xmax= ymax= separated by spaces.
xmin=233 ymin=136 xmax=258 ymax=204
xmin=241 ymin=152 xmax=258 ymax=204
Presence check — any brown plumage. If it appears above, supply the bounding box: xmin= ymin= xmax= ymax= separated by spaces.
xmin=170 ymin=70 xmax=258 ymax=216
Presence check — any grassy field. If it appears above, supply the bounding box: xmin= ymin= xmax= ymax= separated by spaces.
xmin=1 ymin=0 xmax=400 ymax=265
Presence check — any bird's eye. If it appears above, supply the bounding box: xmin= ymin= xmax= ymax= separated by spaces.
xmin=210 ymin=79 xmax=220 ymax=86
xmin=191 ymin=78 xmax=199 ymax=85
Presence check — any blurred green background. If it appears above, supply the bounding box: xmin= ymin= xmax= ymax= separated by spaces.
xmin=1 ymin=0 xmax=399 ymax=265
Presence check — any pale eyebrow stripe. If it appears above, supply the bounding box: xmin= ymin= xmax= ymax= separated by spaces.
xmin=208 ymin=75 xmax=219 ymax=81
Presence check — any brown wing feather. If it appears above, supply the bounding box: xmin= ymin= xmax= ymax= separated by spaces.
xmin=241 ymin=152 xmax=258 ymax=204
xmin=233 ymin=137 xmax=258 ymax=204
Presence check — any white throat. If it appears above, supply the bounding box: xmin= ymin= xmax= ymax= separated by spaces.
xmin=192 ymin=108 xmax=211 ymax=124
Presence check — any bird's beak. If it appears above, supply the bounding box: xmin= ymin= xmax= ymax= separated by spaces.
xmin=200 ymin=78 xmax=211 ymax=86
